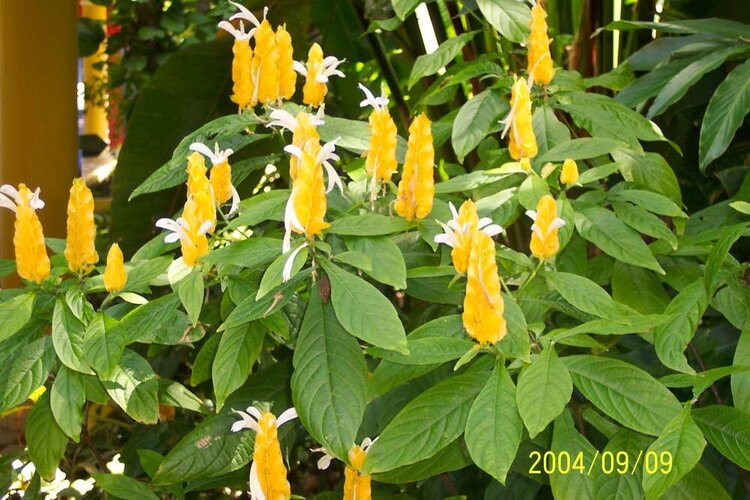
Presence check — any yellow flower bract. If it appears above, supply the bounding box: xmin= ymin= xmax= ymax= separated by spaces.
xmin=302 ymin=43 xmax=328 ymax=107
xmin=103 ymin=243 xmax=127 ymax=293
xmin=463 ymin=231 xmax=506 ymax=345
xmin=530 ymin=194 xmax=562 ymax=260
xmin=366 ymin=107 xmax=398 ymax=183
xmin=395 ymin=113 xmax=434 ymax=221
xmin=186 ymin=152 xmax=216 ymax=231
xmin=527 ymin=3 xmax=555 ymax=85
xmin=344 ymin=445 xmax=371 ymax=500
xmin=560 ymin=158 xmax=579 ymax=185
xmin=292 ymin=144 xmax=330 ymax=240
xmin=65 ymin=178 xmax=98 ymax=275
xmin=230 ymin=38 xmax=255 ymax=109
xmin=508 ymin=78 xmax=538 ymax=161
xmin=14 ymin=184 xmax=50 ymax=284
xmin=254 ymin=411 xmax=292 ymax=499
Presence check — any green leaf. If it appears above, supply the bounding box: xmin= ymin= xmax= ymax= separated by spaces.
xmin=550 ymin=412 xmax=596 ymax=500
xmin=593 ymin=429 xmax=652 ymax=499
xmin=191 ymin=333 xmax=222 ymax=386
xmin=613 ymin=150 xmax=681 ymax=205
xmin=51 ymin=297 xmax=93 ymax=374
xmin=212 ymin=322 xmax=264 ymax=410
xmin=392 ymin=0 xmax=421 ymax=19
xmin=220 ymin=269 xmax=312 ymax=331
xmin=320 ymin=261 xmax=408 ymax=353
xmin=83 ymin=312 xmax=126 ymax=377
xmin=516 ymin=346 xmax=573 ymax=438
xmin=498 ymin=292 xmax=531 ymax=363
xmin=578 ymin=162 xmax=621 ymax=185
xmin=328 ymin=214 xmax=413 ymax=236
xmin=555 ymin=92 xmax=666 ymax=148
xmin=698 ymin=59 xmax=750 ymax=172
xmin=333 ymin=250 xmax=371 ymax=271
xmin=370 ymin=336 xmax=475 ymax=365
xmin=611 ymin=262 xmax=669 ymax=315
xmin=642 ymin=409 xmax=705 ymax=500
xmin=704 ymin=223 xmax=746 ymax=293
xmin=516 ymin=174 xmax=549 ymax=211
xmin=612 ymin=202 xmax=678 ymax=250
xmin=545 ymin=271 xmax=625 ymax=319
xmin=409 ymin=32 xmax=478 ymax=88
xmin=174 ymin=268 xmax=204 ymax=325
xmin=648 ymin=46 xmax=747 ymax=118
xmin=533 ymin=105 xmax=571 ymax=157
xmin=617 ymin=56 xmax=698 ymax=107
xmin=0 ymin=293 xmax=34 ymax=343
xmin=608 ymin=189 xmax=685 ymax=217
xmin=319 ymin=115 xmax=407 ymax=162
xmin=732 ymin=327 xmax=750 ymax=413
xmin=662 ymin=464 xmax=731 ymax=500
xmin=0 ymin=259 xmax=15 ymax=278
xmin=159 ymin=379 xmax=206 ymax=414
xmin=364 ymin=369 xmax=487 ymax=473
xmin=692 ymin=405 xmax=750 ymax=470
xmin=373 ymin=438 xmax=472 ymax=484
xmin=26 ymin=393 xmax=68 ymax=481
xmin=346 ymin=236 xmax=407 ymax=288
xmin=730 ymin=200 xmax=750 ymax=215
xmin=92 ymin=473 xmax=159 ymax=500
xmin=120 ymin=293 xmax=181 ymax=343
xmin=0 ymin=337 xmax=55 ymax=412
xmin=476 ymin=0 xmax=531 ymax=43
xmin=539 ymin=138 xmax=625 ymax=162
xmin=50 ymin=366 xmax=85 ymax=442
xmin=564 ymin=355 xmax=682 ymax=436
xmin=227 ymin=189 xmax=288 ymax=229
xmin=201 ymin=237 xmax=281 ymax=267
xmin=575 ymin=206 xmax=664 ymax=274
xmin=585 ymin=62 xmax=635 ymax=91
xmin=292 ymin=286 xmax=367 ymax=459
xmin=654 ymin=280 xmax=708 ymax=374
xmin=101 ymin=350 xmax=159 ymax=424
xmin=256 ymin=245 xmax=308 ymax=299
xmin=452 ymin=89 xmax=507 ymax=161
xmin=465 ymin=362 xmax=523 ymax=484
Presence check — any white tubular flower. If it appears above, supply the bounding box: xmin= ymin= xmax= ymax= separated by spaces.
xmin=106 ymin=454 xmax=125 ymax=475
xmin=434 ymin=202 xmax=503 ymax=248
xmin=292 ymin=60 xmax=308 ymax=77
xmin=282 ymin=190 xmax=305 ymax=254
xmin=217 ymin=19 xmax=255 ymax=41
xmin=0 ymin=184 xmax=45 ymax=213
xmin=318 ymin=139 xmax=343 ymax=194
xmin=231 ymin=406 xmax=298 ymax=433
xmin=312 ymin=437 xmax=377 ymax=470
xmin=266 ymin=109 xmax=325 ymax=132
xmin=525 ymin=209 xmax=566 ymax=239
xmin=228 ymin=1 xmax=263 ymax=27
xmin=189 ymin=142 xmax=234 ymax=166
xmin=317 ymin=56 xmax=346 ymax=83
xmin=358 ymin=83 xmax=389 ymax=110
xmin=155 ymin=217 xmax=213 ymax=244
xmin=282 ymin=242 xmax=308 ymax=282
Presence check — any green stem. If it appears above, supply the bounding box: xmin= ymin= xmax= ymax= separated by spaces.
xmin=519 ymin=259 xmax=544 ymax=292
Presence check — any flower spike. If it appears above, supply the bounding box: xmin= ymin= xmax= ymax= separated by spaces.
xmin=434 ymin=200 xmax=503 ymax=275
xmin=0 ymin=184 xmax=50 ymax=283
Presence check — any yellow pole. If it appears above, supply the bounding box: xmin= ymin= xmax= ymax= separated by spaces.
xmin=0 ymin=0 xmax=78 ymax=282
xmin=82 ymin=2 xmax=109 ymax=141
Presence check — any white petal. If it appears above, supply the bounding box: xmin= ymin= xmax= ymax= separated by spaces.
xmin=229 ymin=185 xmax=241 ymax=215
xmin=358 ymin=82 xmax=381 ymax=109
xmin=448 ymin=202 xmax=459 ymax=221
xmin=482 ymin=224 xmax=504 ymax=237
xmin=0 ymin=192 xmax=17 ymax=213
xmin=249 ymin=461 xmax=265 ymax=500
xmin=267 ymin=109 xmax=298 ymax=132
xmin=316 ymin=454 xmax=333 ymax=470
xmin=433 ymin=233 xmax=455 ymax=247
xmin=323 ymin=56 xmax=342 ymax=67
xmin=155 ymin=217 xmax=182 ymax=233
xmin=282 ymin=243 xmax=307 ymax=282
xmin=228 ymin=0 xmax=261 ymax=26
xmin=217 ymin=20 xmax=251 ymax=41
xmin=361 ymin=437 xmax=375 ymax=450
xmin=284 ymin=144 xmax=304 ymax=160
xmin=282 ymin=228 xmax=293 ymax=255
xmin=120 ymin=293 xmax=148 ymax=305
xmin=198 ymin=220 xmax=214 ymax=235
xmin=314 ymin=105 xmax=326 ymax=125
xmin=231 ymin=410 xmax=260 ymax=433
xmin=525 ymin=210 xmax=538 ymax=221
xmin=163 ymin=232 xmax=181 ymax=244
xmin=322 ymin=161 xmax=344 ymax=194
xmin=189 ymin=142 xmax=215 ymax=159
xmin=29 ymin=188 xmax=45 ymax=210
xmin=0 ymin=184 xmax=20 ymax=203
xmin=276 ymin=407 xmax=298 ymax=427
xmin=477 ymin=217 xmax=493 ymax=229
xmin=245 ymin=406 xmax=263 ymax=420
xmin=550 ymin=218 xmax=567 ymax=230
xmin=293 ymin=60 xmax=307 ymax=76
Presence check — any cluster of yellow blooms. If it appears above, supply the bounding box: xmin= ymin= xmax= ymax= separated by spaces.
xmin=393 ymin=113 xmax=435 ymax=221
xmin=219 ymin=2 xmax=344 ymax=110
xmin=0 ymin=181 xmax=127 ymax=292
xmin=527 ymin=2 xmax=555 ymax=85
